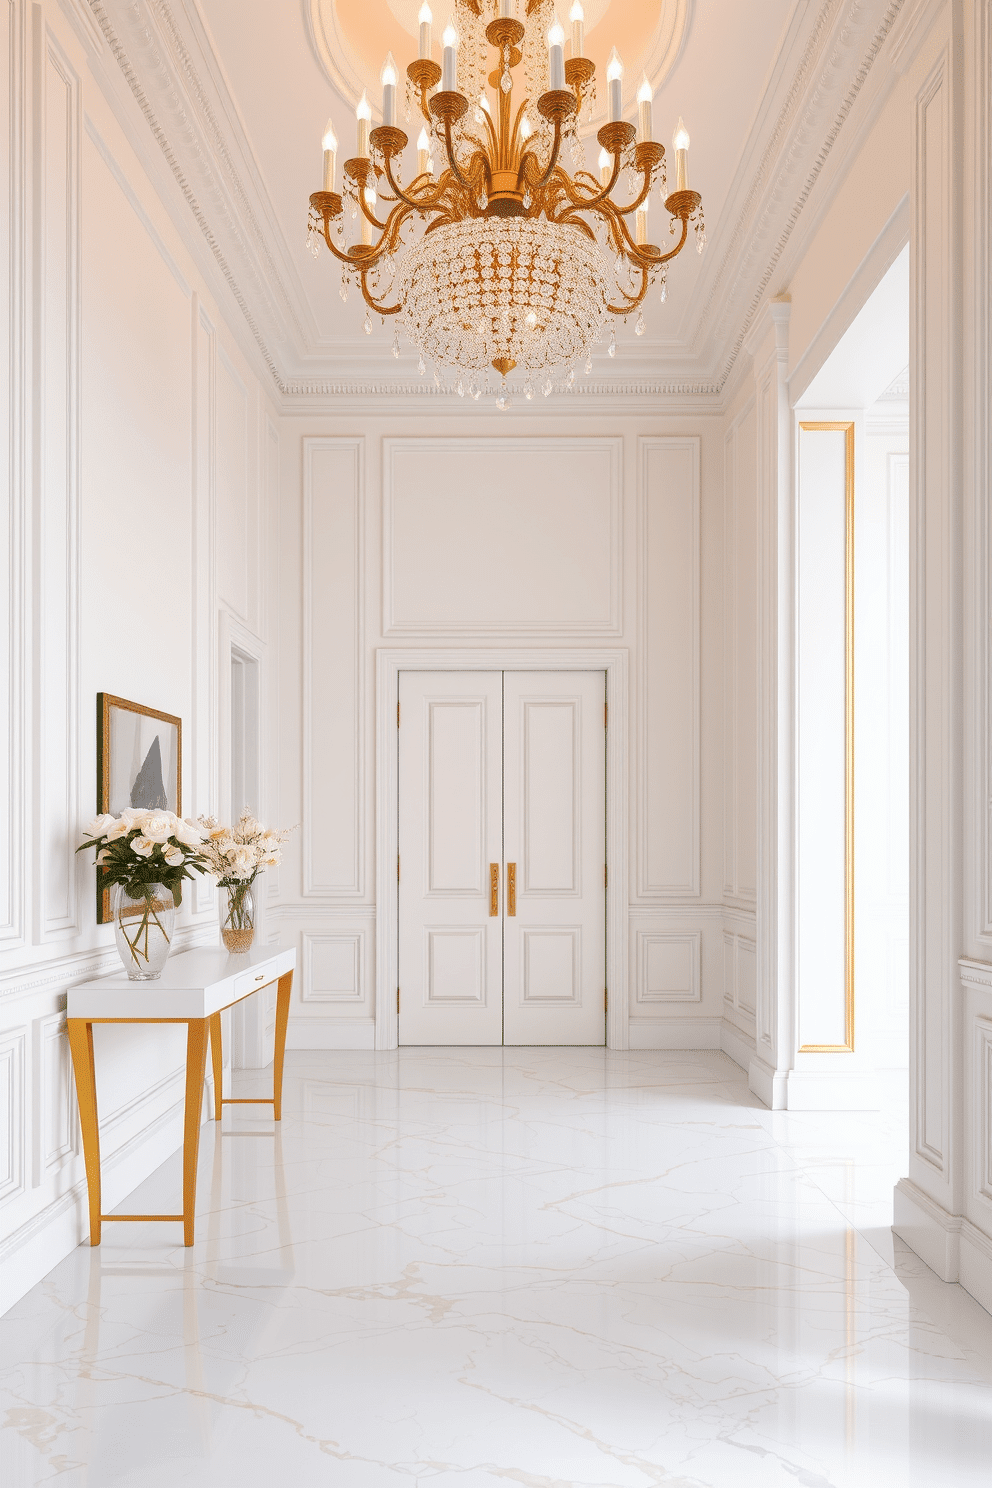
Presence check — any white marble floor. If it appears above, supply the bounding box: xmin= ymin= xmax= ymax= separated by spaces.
xmin=3 ymin=1049 xmax=991 ymax=1488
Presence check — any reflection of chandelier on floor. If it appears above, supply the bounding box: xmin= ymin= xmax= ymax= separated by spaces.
xmin=307 ymin=0 xmax=705 ymax=403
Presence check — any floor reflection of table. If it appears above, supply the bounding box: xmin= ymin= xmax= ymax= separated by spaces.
xmin=67 ymin=945 xmax=296 ymax=1247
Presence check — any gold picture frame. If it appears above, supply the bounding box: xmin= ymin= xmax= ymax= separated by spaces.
xmin=95 ymin=693 xmax=182 ymax=924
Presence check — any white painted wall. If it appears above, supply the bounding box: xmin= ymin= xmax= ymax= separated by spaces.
xmin=272 ymin=413 xmax=726 ymax=1053
xmin=0 ymin=0 xmax=280 ymax=1312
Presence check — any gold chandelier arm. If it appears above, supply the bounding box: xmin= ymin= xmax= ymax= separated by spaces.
xmin=442 ymin=116 xmax=474 ymax=189
xmin=605 ymin=263 xmax=649 ymax=316
xmin=519 ymin=116 xmax=564 ymax=192
xmin=358 ymin=271 xmax=403 ymax=316
xmin=553 ymin=150 xmax=622 ymax=214
xmin=631 ymin=211 xmax=690 ymax=267
xmin=381 ymin=153 xmax=451 ymax=214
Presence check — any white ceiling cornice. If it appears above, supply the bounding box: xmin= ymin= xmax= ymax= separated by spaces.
xmin=77 ymin=0 xmax=920 ymax=406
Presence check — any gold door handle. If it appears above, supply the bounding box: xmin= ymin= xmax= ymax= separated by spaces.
xmin=490 ymin=863 xmax=499 ymax=916
xmin=507 ymin=862 xmax=516 ymax=917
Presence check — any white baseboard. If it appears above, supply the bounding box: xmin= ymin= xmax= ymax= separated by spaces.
xmin=627 ymin=1016 xmax=722 ymax=1050
xmin=782 ymin=1067 xmax=880 ymax=1111
xmin=748 ymin=1055 xmax=788 ymax=1110
xmin=285 ymin=1017 xmax=376 ymax=1050
xmin=719 ymin=1020 xmax=755 ymax=1072
xmin=0 ymin=1091 xmax=188 ymax=1316
xmin=894 ymin=1177 xmax=992 ymax=1315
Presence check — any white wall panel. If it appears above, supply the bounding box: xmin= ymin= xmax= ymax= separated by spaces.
xmin=301 ymin=930 xmax=366 ymax=1005
xmin=383 ymin=438 xmax=621 ymax=635
xmin=36 ymin=1012 xmax=74 ymax=1175
xmin=734 ymin=407 xmax=758 ymax=900
xmin=37 ymin=29 xmax=79 ymax=938
xmin=635 ymin=930 xmax=701 ymax=1005
xmin=0 ymin=1028 xmax=26 ymax=1205
xmin=303 ymin=437 xmax=364 ymax=896
xmin=637 ymin=438 xmax=700 ymax=898
xmin=216 ymin=347 xmax=251 ymax=624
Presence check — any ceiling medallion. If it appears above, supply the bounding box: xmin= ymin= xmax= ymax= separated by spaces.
xmin=306 ymin=0 xmax=705 ymax=404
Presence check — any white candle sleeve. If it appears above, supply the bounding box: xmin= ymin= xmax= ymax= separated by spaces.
xmin=441 ymin=25 xmax=458 ymax=91
xmin=570 ymin=1 xmax=584 ymax=58
xmin=418 ymin=2 xmax=432 ymax=59
xmin=548 ymin=25 xmax=565 ymax=92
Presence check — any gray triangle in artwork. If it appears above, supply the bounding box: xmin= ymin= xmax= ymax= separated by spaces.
xmin=131 ymin=734 xmax=168 ymax=810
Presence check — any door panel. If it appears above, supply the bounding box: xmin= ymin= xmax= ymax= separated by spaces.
xmin=503 ymin=672 xmax=606 ymax=1044
xmin=398 ymin=672 xmax=503 ymax=1044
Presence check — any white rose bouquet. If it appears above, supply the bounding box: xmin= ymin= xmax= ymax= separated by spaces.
xmin=78 ymin=809 xmax=208 ymax=904
xmin=196 ymin=812 xmax=292 ymax=945
xmin=77 ymin=810 xmax=208 ymax=973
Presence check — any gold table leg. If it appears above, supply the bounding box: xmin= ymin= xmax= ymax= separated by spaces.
xmin=272 ymin=970 xmax=293 ymax=1121
xmin=183 ymin=1020 xmax=209 ymax=1246
xmin=67 ymin=1019 xmax=102 ymax=1246
xmin=208 ymin=1012 xmax=223 ymax=1122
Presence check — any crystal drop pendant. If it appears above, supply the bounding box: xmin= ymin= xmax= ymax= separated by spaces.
xmin=608 ymin=328 xmax=617 ymax=358
xmin=635 ymin=312 xmax=646 ymax=336
xmin=457 ymin=379 xmax=465 ymax=397
xmin=391 ymin=332 xmax=400 ymax=359
xmin=418 ymin=353 xmax=426 ymax=376
xmin=696 ymin=229 xmax=707 ymax=255
xmin=542 ymin=376 xmax=553 ymax=397
xmin=566 ymin=366 xmax=576 ymax=386
xmin=339 ymin=279 xmax=349 ymax=303
xmin=524 ymin=382 xmax=534 ymax=401
xmin=496 ymin=381 xmax=510 ymax=411
xmin=523 ymin=192 xmax=532 ymax=209
xmin=363 ymin=313 xmax=373 ymax=335
xmin=659 ymin=276 xmax=668 ymax=304
xmin=585 ymin=353 xmax=593 ymax=374
xmin=471 ymin=383 xmax=482 ymax=402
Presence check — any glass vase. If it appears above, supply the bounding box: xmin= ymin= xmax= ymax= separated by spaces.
xmin=111 ymin=882 xmax=176 ymax=981
xmin=221 ymin=882 xmax=255 ymax=954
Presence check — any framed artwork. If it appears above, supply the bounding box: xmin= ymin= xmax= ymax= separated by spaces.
xmin=95 ymin=693 xmax=182 ymax=924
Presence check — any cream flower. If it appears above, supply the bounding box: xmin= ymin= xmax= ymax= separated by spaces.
xmin=131 ymin=836 xmax=155 ymax=858
xmin=141 ymin=813 xmax=176 ymax=844
xmin=104 ymin=818 xmax=130 ymax=841
xmin=163 ymin=843 xmax=184 ymax=866
xmin=174 ymin=817 xmax=205 ymax=846
xmin=82 ymin=813 xmax=117 ymax=840
xmin=119 ymin=808 xmax=153 ymax=834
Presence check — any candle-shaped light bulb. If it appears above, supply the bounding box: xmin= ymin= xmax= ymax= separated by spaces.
xmin=356 ymin=90 xmax=371 ymax=158
xmin=606 ymin=47 xmax=623 ymax=122
xmin=547 ymin=21 xmax=565 ymax=91
xmin=569 ymin=0 xmax=584 ymax=58
xmin=321 ymin=118 xmax=337 ymax=191
xmin=417 ymin=126 xmax=433 ymax=176
xmin=381 ymin=53 xmax=398 ymax=126
xmin=598 ymin=146 xmax=611 ymax=186
xmin=637 ymin=75 xmax=653 ymax=142
xmin=673 ymin=116 xmax=690 ymax=189
xmin=441 ymin=23 xmax=458 ymax=91
xmin=418 ymin=2 xmax=432 ymax=59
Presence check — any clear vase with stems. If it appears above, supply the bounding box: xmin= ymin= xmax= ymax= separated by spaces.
xmin=221 ymin=879 xmax=256 ymax=953
xmin=111 ymin=881 xmax=176 ymax=980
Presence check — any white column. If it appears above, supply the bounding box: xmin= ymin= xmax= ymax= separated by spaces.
xmin=743 ymin=297 xmax=794 ymax=1109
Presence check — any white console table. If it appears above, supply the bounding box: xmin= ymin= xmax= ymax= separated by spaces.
xmin=67 ymin=944 xmax=295 ymax=1247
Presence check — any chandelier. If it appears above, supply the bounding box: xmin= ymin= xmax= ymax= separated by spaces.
xmin=307 ymin=0 xmax=704 ymax=403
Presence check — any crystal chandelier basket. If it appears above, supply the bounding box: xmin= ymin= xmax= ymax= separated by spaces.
xmin=307 ymin=0 xmax=705 ymax=402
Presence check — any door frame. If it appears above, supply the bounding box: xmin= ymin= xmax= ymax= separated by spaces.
xmin=376 ymin=648 xmax=630 ymax=1050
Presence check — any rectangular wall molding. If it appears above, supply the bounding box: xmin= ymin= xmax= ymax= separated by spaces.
xmin=301 ymin=929 xmax=368 ymax=1006
xmin=0 ymin=1027 xmax=27 ymax=1207
xmin=302 ymin=437 xmax=365 ymax=897
xmin=722 ymin=403 xmax=758 ymax=905
xmin=37 ymin=26 xmax=81 ymax=940
xmin=382 ymin=438 xmax=622 ymax=636
xmin=637 ymin=437 xmax=700 ymax=898
xmin=634 ymin=929 xmax=701 ymax=1005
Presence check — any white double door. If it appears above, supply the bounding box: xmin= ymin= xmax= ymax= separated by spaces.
xmin=398 ymin=670 xmax=606 ymax=1045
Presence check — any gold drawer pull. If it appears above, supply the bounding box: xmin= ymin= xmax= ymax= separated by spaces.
xmin=490 ymin=864 xmax=499 ymax=916
xmin=507 ymin=862 xmax=516 ymax=917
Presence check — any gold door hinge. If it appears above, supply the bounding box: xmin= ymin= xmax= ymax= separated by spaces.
xmin=396 ymin=987 xmax=400 ymax=1013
